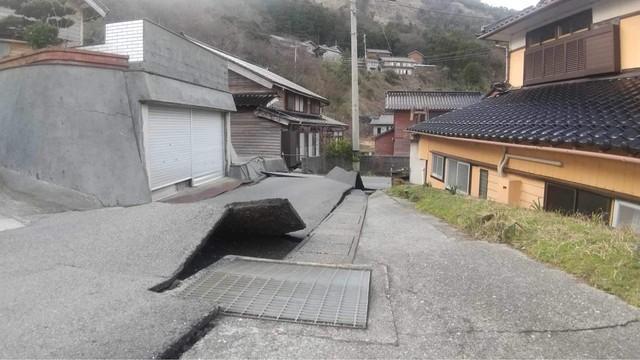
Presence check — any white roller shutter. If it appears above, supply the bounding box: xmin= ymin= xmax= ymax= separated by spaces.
xmin=147 ymin=105 xmax=192 ymax=190
xmin=147 ymin=105 xmax=226 ymax=191
xmin=191 ymin=109 xmax=225 ymax=185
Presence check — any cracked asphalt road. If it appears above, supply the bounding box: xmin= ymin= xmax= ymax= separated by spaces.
xmin=183 ymin=192 xmax=640 ymax=359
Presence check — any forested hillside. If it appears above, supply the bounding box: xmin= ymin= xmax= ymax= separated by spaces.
xmin=95 ymin=0 xmax=513 ymax=129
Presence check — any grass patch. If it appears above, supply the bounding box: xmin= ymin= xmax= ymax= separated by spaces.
xmin=388 ymin=185 xmax=640 ymax=307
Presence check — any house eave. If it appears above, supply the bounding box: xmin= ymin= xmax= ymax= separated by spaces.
xmin=408 ymin=132 xmax=640 ymax=165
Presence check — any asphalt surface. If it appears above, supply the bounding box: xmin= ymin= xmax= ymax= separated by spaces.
xmin=183 ymin=191 xmax=640 ymax=359
xmin=0 ymin=176 xmax=351 ymax=358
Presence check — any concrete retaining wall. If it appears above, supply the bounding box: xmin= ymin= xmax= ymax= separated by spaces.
xmin=0 ymin=65 xmax=151 ymax=206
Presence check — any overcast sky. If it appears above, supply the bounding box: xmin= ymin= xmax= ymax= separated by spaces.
xmin=481 ymin=0 xmax=539 ymax=10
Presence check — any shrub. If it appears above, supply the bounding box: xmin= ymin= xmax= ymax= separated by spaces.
xmin=325 ymin=138 xmax=352 ymax=160
xmin=24 ymin=22 xmax=59 ymax=49
xmin=383 ymin=70 xmax=400 ymax=84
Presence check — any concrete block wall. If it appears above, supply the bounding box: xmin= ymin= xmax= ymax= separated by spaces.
xmin=83 ymin=20 xmax=145 ymax=62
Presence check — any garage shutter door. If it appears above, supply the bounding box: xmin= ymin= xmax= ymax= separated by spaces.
xmin=147 ymin=105 xmax=192 ymax=190
xmin=191 ymin=109 xmax=225 ymax=184
xmin=147 ymin=105 xmax=225 ymax=191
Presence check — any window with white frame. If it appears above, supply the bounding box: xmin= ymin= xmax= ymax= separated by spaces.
xmin=612 ymin=200 xmax=640 ymax=233
xmin=299 ymin=132 xmax=306 ymax=157
xmin=445 ymin=158 xmax=470 ymax=195
xmin=431 ymin=154 xmax=444 ymax=181
xmin=315 ymin=132 xmax=320 ymax=156
xmin=308 ymin=132 xmax=314 ymax=157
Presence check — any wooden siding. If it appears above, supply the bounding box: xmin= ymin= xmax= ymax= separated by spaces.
xmin=418 ymin=135 xmax=640 ymax=206
xmin=228 ymin=70 xmax=271 ymax=93
xmin=620 ymin=14 xmax=640 ymax=70
xmin=230 ymin=111 xmax=282 ymax=157
xmin=523 ymin=24 xmax=620 ymax=86
xmin=374 ymin=131 xmax=394 ymax=155
xmin=393 ymin=110 xmax=413 ymax=156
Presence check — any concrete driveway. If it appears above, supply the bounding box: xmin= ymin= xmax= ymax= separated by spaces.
xmin=184 ymin=192 xmax=640 ymax=359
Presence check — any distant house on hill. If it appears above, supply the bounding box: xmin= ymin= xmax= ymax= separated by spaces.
xmin=366 ymin=48 xmax=392 ymax=60
xmin=314 ymin=45 xmax=342 ymax=62
xmin=380 ymin=56 xmax=417 ymax=75
xmin=370 ymin=113 xmax=394 ymax=136
xmin=407 ymin=50 xmax=425 ymax=64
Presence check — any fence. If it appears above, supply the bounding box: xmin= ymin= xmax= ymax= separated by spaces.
xmin=301 ymin=155 xmax=409 ymax=176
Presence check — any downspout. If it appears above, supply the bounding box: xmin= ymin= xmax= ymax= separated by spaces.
xmin=495 ymin=43 xmax=509 ymax=83
xmin=497 ymin=147 xmax=508 ymax=177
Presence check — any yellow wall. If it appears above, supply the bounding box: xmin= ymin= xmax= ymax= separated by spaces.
xmin=418 ymin=135 xmax=640 ymax=206
xmin=620 ymin=14 xmax=640 ymax=70
xmin=508 ymin=48 xmax=525 ymax=88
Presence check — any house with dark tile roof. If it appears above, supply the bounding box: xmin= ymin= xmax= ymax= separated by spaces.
xmin=379 ymin=91 xmax=482 ymax=157
xmin=408 ymin=0 xmax=640 ymax=232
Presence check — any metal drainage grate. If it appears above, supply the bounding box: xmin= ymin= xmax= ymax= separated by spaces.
xmin=178 ymin=256 xmax=371 ymax=328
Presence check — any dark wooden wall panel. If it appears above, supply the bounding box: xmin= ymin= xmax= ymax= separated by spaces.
xmin=523 ymin=24 xmax=620 ymax=86
xmin=230 ymin=111 xmax=282 ymax=157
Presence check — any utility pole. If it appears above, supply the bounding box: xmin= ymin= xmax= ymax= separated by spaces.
xmin=350 ymin=0 xmax=360 ymax=170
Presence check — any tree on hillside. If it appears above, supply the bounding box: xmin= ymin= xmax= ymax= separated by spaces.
xmin=0 ymin=0 xmax=76 ymax=48
xmin=462 ymin=62 xmax=485 ymax=88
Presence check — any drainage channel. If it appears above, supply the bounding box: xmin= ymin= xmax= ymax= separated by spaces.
xmin=155 ymin=190 xmax=371 ymax=358
xmin=178 ymin=256 xmax=371 ymax=328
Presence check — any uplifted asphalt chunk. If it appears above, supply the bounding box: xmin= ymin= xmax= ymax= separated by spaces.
xmin=216 ymin=198 xmax=305 ymax=236
xmin=326 ymin=167 xmax=365 ymax=190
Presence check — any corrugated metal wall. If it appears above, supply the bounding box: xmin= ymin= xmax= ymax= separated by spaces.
xmin=230 ymin=111 xmax=282 ymax=157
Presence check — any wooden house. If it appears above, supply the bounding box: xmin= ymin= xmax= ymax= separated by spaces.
xmin=188 ymin=38 xmax=347 ymax=168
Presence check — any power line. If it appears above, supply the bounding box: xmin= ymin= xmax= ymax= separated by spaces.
xmin=426 ymin=49 xmax=492 ymax=60
xmin=426 ymin=51 xmax=491 ymax=63
xmin=423 ymin=49 xmax=491 ymax=60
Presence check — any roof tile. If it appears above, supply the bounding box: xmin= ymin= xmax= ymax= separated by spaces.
xmin=409 ymin=75 xmax=640 ymax=156
xmin=385 ymin=91 xmax=483 ymax=111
